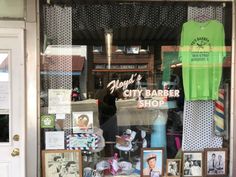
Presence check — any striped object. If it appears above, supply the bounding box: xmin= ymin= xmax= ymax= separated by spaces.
xmin=214 ymin=89 xmax=225 ymax=136
xmin=66 ymin=133 xmax=99 ymax=151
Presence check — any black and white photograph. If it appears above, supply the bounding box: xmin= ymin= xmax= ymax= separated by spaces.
xmin=182 ymin=151 xmax=203 ymax=177
xmin=42 ymin=150 xmax=82 ymax=177
xmin=166 ymin=159 xmax=181 ymax=177
xmin=205 ymin=148 xmax=228 ymax=177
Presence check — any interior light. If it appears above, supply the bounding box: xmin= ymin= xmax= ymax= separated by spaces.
xmin=105 ymin=30 xmax=113 ymax=69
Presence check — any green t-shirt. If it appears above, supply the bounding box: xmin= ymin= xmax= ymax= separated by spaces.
xmin=179 ymin=20 xmax=226 ymax=100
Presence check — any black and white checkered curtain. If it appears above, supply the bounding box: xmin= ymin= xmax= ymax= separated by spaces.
xmin=72 ymin=4 xmax=187 ymax=31
xmin=41 ymin=5 xmax=73 ymax=134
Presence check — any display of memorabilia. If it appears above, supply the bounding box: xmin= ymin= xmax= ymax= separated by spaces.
xmin=39 ymin=3 xmax=231 ymax=177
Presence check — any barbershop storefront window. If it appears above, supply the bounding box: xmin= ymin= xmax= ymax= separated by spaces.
xmin=39 ymin=2 xmax=232 ymax=177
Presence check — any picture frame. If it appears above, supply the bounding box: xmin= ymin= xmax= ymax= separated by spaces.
xmin=204 ymin=148 xmax=228 ymax=177
xmin=182 ymin=151 xmax=204 ymax=177
xmin=141 ymin=148 xmax=164 ymax=177
xmin=42 ymin=150 xmax=82 ymax=177
xmin=166 ymin=159 xmax=181 ymax=177
xmin=72 ymin=111 xmax=93 ymax=133
xmin=126 ymin=46 xmax=140 ymax=54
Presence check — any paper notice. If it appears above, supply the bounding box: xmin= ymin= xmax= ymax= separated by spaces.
xmin=48 ymin=89 xmax=71 ymax=114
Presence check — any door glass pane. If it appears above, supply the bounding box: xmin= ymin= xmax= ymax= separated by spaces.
xmin=0 ymin=115 xmax=9 ymax=142
xmin=0 ymin=53 xmax=9 ymax=142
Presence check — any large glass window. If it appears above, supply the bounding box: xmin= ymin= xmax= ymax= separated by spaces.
xmin=39 ymin=1 xmax=232 ymax=177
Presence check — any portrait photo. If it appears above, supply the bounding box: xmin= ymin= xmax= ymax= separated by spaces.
xmin=204 ymin=148 xmax=228 ymax=177
xmin=141 ymin=148 xmax=164 ymax=177
xmin=72 ymin=111 xmax=93 ymax=133
xmin=182 ymin=151 xmax=203 ymax=177
xmin=42 ymin=150 xmax=82 ymax=177
xmin=166 ymin=159 xmax=181 ymax=177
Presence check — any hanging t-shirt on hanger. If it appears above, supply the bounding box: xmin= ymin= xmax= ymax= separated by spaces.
xmin=179 ymin=20 xmax=226 ymax=100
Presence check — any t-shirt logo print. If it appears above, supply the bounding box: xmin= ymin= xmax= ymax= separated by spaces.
xmin=190 ymin=37 xmax=211 ymax=62
xmin=196 ymin=40 xmax=206 ymax=49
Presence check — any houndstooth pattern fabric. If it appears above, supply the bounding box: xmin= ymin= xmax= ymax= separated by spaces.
xmin=182 ymin=101 xmax=223 ymax=151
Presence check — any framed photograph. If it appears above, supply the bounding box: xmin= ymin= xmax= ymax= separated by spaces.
xmin=42 ymin=150 xmax=82 ymax=177
xmin=182 ymin=151 xmax=203 ymax=177
xmin=72 ymin=111 xmax=93 ymax=133
xmin=126 ymin=46 xmax=140 ymax=54
xmin=166 ymin=159 xmax=181 ymax=177
xmin=141 ymin=148 xmax=164 ymax=177
xmin=204 ymin=148 xmax=228 ymax=177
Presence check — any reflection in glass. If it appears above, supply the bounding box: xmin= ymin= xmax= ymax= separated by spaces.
xmin=0 ymin=115 xmax=9 ymax=142
xmin=0 ymin=53 xmax=10 ymax=142
xmin=0 ymin=53 xmax=9 ymax=81
xmin=0 ymin=53 xmax=9 ymax=111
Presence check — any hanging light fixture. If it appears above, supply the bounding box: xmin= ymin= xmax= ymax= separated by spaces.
xmin=105 ymin=30 xmax=113 ymax=69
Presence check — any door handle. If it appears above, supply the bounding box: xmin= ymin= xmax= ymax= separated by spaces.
xmin=13 ymin=134 xmax=20 ymax=141
xmin=11 ymin=148 xmax=20 ymax=157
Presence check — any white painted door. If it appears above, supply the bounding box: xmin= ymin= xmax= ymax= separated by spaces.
xmin=0 ymin=29 xmax=25 ymax=177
